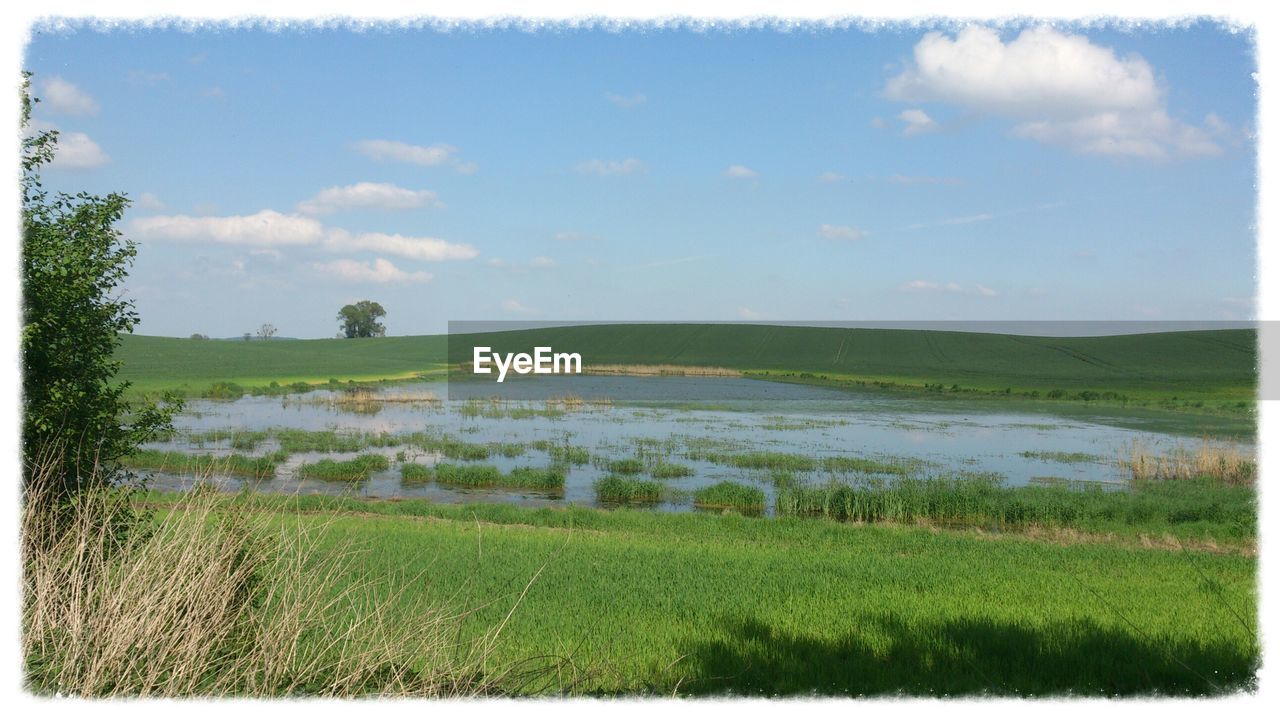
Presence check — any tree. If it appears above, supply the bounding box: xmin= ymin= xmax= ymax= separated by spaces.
xmin=256 ymin=323 xmax=277 ymax=341
xmin=189 ymin=333 xmax=209 ymax=340
xmin=21 ymin=74 xmax=175 ymax=502
xmin=337 ymin=300 xmax=387 ymax=338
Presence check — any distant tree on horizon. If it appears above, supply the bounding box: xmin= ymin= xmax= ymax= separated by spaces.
xmin=189 ymin=333 xmax=208 ymax=340
xmin=337 ymin=300 xmax=387 ymax=339
xmin=256 ymin=322 xmax=277 ymax=341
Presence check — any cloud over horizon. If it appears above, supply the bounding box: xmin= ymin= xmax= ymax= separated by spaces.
xmin=886 ymin=26 xmax=1223 ymax=159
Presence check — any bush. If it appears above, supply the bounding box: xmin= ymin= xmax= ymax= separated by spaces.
xmin=20 ymin=77 xmax=175 ymax=502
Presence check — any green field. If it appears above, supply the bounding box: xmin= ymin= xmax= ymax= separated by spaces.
xmin=116 ymin=325 xmax=1256 ymax=416
xmin=144 ymin=493 xmax=1257 ymax=696
xmin=115 ymin=333 xmax=449 ymax=396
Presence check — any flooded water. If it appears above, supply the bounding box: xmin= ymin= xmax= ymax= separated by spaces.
xmin=138 ymin=376 xmax=1255 ymax=513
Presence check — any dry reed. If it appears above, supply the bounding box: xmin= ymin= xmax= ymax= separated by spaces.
xmin=21 ymin=458 xmax=559 ymax=697
xmin=1119 ymin=438 xmax=1256 ymax=486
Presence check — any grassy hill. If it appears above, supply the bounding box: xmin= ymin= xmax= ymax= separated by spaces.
xmin=117 ymin=324 xmax=1256 ymax=412
xmin=116 ymin=334 xmax=448 ymax=396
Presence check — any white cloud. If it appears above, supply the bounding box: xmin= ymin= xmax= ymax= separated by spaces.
xmin=41 ymin=77 xmax=99 ymax=116
xmin=297 ymin=182 xmax=443 ymax=215
xmin=575 ymin=158 xmax=644 ymax=176
xmin=940 ymin=213 xmax=994 ymax=226
xmin=135 ymin=192 xmax=166 ymax=210
xmin=314 ymin=257 xmax=430 ymax=284
xmin=249 ymin=248 xmax=283 ymax=261
xmin=737 ymin=307 xmax=764 ymax=320
xmin=322 ymin=231 xmax=478 ymax=261
xmin=819 ymin=224 xmax=866 ymax=242
xmin=51 ymin=131 xmax=110 ymax=169
xmin=202 ymin=86 xmax=226 ymax=100
xmin=885 ymin=26 xmax=1221 ymax=159
xmin=28 ymin=120 xmax=110 ymax=169
xmin=869 ymin=116 xmax=887 ymax=129
xmin=898 ymin=109 xmax=939 ymax=136
xmin=501 ymin=299 xmax=537 ymax=315
xmin=899 ymin=279 xmax=997 ymax=296
xmin=1012 ymin=110 xmax=1219 ymax=159
xmin=606 ymin=92 xmax=647 ymax=108
xmin=554 ymin=231 xmax=600 ymax=242
xmin=818 ymin=171 xmax=846 ymax=183
xmin=128 ymin=209 xmax=477 ymax=262
xmin=128 ymin=210 xmax=326 ymax=246
xmin=888 ymin=174 xmax=960 ymax=185
xmin=355 ymin=139 xmax=476 ymax=173
xmin=487 ymin=256 xmax=557 ymax=272
xmin=900 ymin=279 xmax=940 ymax=292
xmin=127 ymin=70 xmax=169 ymax=85
xmin=724 ymin=164 xmax=759 ymax=179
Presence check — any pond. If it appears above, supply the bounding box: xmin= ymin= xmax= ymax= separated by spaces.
xmin=136 ymin=375 xmax=1255 ymax=514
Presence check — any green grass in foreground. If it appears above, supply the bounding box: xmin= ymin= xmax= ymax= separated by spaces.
xmin=151 ymin=493 xmax=1258 ymax=696
xmin=295 ymin=454 xmax=390 ymax=482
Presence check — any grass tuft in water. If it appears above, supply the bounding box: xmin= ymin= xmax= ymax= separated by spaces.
xmin=123 ymin=449 xmax=286 ymax=480
xmin=403 ymin=463 xmax=566 ymax=491
xmin=693 ymin=481 xmax=766 ymax=512
xmin=594 ymin=475 xmax=664 ymax=504
xmin=296 ymin=454 xmax=390 ymax=482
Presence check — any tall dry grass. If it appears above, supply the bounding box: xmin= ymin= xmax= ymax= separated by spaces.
xmin=1119 ymin=439 xmax=1256 ymax=487
xmin=21 ymin=460 xmax=558 ymax=697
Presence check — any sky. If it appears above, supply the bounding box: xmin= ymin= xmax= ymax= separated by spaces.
xmin=22 ymin=20 xmax=1258 ymax=338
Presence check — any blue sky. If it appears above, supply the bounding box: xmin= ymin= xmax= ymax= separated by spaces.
xmin=23 ymin=21 xmax=1257 ymax=338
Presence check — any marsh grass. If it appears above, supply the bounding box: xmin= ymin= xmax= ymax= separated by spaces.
xmin=820 ymin=455 xmax=921 ymax=476
xmin=123 ymin=449 xmax=285 ymax=480
xmin=584 ymin=364 xmax=742 ymax=377
xmin=1020 ymin=450 xmax=1104 ymax=464
xmin=457 ymin=398 xmax=579 ymax=420
xmin=530 ymin=440 xmax=591 ymax=465
xmin=685 ymin=449 xmax=817 ymax=472
xmin=693 ymin=481 xmax=766 ymax=512
xmin=20 ymin=467 xmax=556 ymax=697
xmin=650 ymin=461 xmax=694 ymax=479
xmin=297 ymin=387 xmax=444 ymax=415
xmin=593 ymin=475 xmax=663 ymax=504
xmin=407 ymin=463 xmax=567 ymax=492
xmin=1121 ymin=439 xmax=1256 ymax=486
xmin=601 ymin=457 xmax=646 ymax=475
xmin=776 ymin=474 xmax=1256 ymax=541
xmin=296 ymin=454 xmax=391 ymax=482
